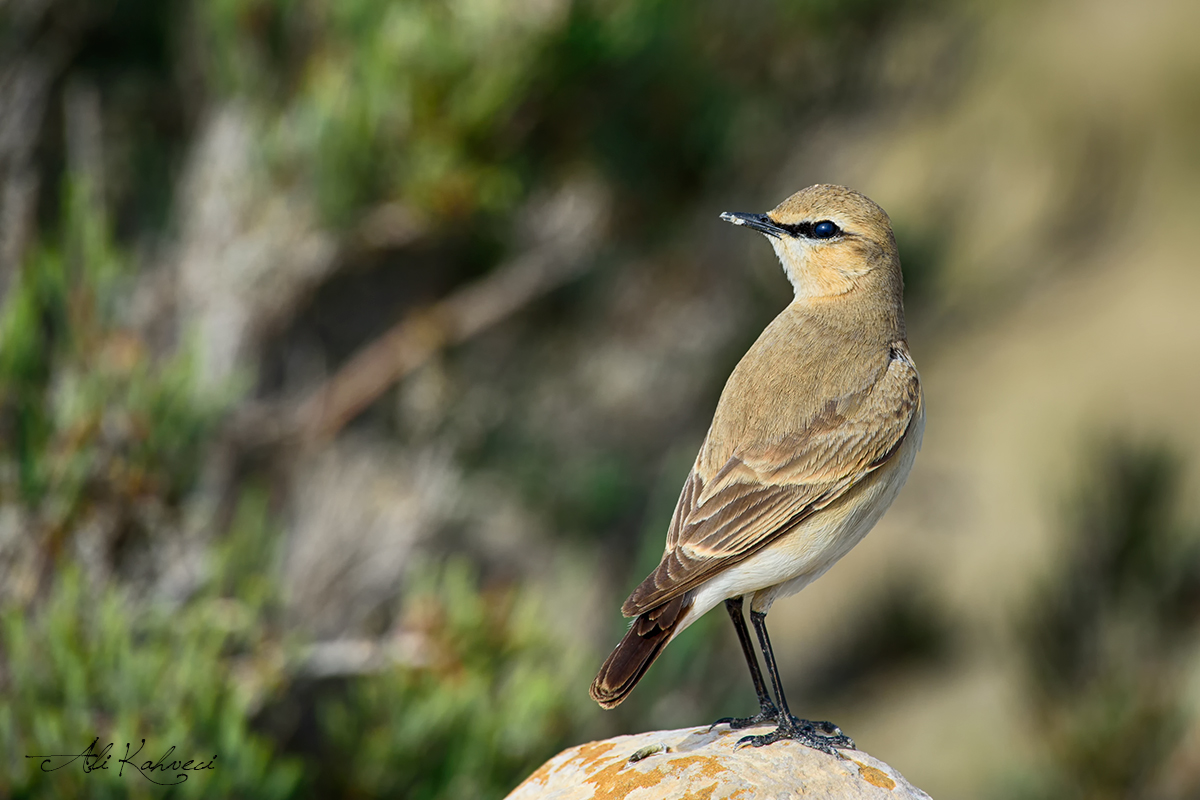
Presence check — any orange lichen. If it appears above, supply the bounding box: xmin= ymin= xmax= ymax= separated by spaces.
xmin=659 ymin=755 xmax=732 ymax=781
xmin=854 ymin=762 xmax=896 ymax=790
xmin=573 ymin=740 xmax=621 ymax=770
xmin=581 ymin=751 xmax=735 ymax=800
xmin=513 ymin=758 xmax=557 ymax=791
xmin=511 ymin=739 xmax=620 ymax=793
xmin=583 ymin=759 xmax=672 ymax=800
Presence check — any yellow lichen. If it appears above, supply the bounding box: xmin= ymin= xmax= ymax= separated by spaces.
xmin=855 ymin=762 xmax=896 ymax=790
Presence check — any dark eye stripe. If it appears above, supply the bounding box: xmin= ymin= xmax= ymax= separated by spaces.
xmin=777 ymin=220 xmax=844 ymax=239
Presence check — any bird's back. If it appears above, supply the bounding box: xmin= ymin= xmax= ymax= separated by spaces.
xmin=697 ymin=299 xmax=898 ymax=480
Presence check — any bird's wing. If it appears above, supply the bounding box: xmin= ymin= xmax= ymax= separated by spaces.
xmin=622 ymin=347 xmax=921 ymax=616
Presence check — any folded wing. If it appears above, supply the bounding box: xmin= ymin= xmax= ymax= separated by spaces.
xmin=622 ymin=346 xmax=921 ymax=616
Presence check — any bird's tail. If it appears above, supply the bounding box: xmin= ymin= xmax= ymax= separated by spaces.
xmin=589 ymin=595 xmax=691 ymax=709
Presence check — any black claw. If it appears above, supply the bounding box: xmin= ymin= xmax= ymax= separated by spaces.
xmin=809 ymin=719 xmax=854 ymax=747
xmin=709 ymin=704 xmax=779 ymax=731
xmin=734 ymin=716 xmax=855 ymax=755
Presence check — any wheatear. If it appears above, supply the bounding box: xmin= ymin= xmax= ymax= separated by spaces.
xmin=589 ymin=184 xmax=924 ymax=753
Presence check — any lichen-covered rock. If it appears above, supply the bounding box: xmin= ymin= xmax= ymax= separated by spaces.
xmin=506 ymin=725 xmax=931 ymax=800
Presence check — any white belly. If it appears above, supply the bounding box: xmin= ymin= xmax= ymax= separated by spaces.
xmin=674 ymin=407 xmax=923 ymax=636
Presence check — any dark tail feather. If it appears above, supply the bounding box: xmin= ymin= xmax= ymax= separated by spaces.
xmin=590 ymin=595 xmax=691 ymax=709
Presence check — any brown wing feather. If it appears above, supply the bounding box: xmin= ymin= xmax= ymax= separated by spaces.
xmin=623 ymin=347 xmax=920 ymax=616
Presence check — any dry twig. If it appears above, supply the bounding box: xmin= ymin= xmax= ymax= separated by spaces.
xmin=294 ymin=180 xmax=608 ymax=442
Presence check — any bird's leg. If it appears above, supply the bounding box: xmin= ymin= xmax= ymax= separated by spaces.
xmin=710 ymin=597 xmax=779 ymax=730
xmin=735 ymin=611 xmax=856 ymax=755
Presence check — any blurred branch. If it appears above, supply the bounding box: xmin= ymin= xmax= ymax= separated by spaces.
xmin=295 ymin=633 xmax=433 ymax=680
xmin=292 ymin=180 xmax=609 ymax=443
xmin=348 ymin=202 xmax=429 ymax=254
xmin=63 ymin=79 xmax=104 ymax=216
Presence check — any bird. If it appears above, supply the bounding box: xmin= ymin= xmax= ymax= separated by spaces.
xmin=589 ymin=184 xmax=924 ymax=753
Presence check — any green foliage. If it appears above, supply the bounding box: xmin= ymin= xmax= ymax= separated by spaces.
xmin=199 ymin=0 xmax=918 ymax=229
xmin=1015 ymin=442 xmax=1200 ymax=800
xmin=498 ymin=436 xmax=643 ymax=539
xmin=0 ymin=491 xmax=302 ymax=799
xmin=0 ymin=181 xmax=227 ymax=543
xmin=204 ymin=0 xmax=547 ymax=223
xmin=0 ymin=176 xmax=598 ymax=800
xmin=0 ymin=186 xmax=295 ymax=796
xmin=317 ymin=559 xmax=592 ymax=799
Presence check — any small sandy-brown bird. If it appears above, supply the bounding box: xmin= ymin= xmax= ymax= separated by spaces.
xmin=589 ymin=184 xmax=924 ymax=753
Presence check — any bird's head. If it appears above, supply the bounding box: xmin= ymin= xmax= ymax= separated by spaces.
xmin=721 ymin=184 xmax=901 ymax=302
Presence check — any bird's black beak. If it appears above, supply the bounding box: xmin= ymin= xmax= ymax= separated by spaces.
xmin=719 ymin=211 xmax=788 ymax=238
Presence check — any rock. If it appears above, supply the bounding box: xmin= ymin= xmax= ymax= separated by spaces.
xmin=506 ymin=725 xmax=931 ymax=800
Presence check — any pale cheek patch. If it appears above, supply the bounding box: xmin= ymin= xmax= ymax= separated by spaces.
xmin=770 ymin=238 xmax=808 ymax=295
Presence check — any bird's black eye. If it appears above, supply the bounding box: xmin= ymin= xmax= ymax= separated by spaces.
xmin=812 ymin=220 xmax=840 ymax=239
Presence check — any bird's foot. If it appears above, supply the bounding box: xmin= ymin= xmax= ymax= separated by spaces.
xmin=735 ymin=716 xmax=855 ymax=755
xmin=709 ymin=700 xmax=779 ymax=731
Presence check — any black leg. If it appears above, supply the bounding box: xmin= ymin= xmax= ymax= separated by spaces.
xmin=735 ymin=610 xmax=855 ymax=755
xmin=710 ymin=597 xmax=778 ymax=730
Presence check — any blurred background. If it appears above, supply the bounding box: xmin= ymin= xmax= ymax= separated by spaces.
xmin=2 ymin=0 xmax=1199 ymax=797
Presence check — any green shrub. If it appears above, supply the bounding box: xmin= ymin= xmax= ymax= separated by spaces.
xmin=0 ymin=491 xmax=302 ymax=799
xmin=317 ymin=559 xmax=592 ymax=800
xmin=0 ymin=181 xmax=228 ymax=569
